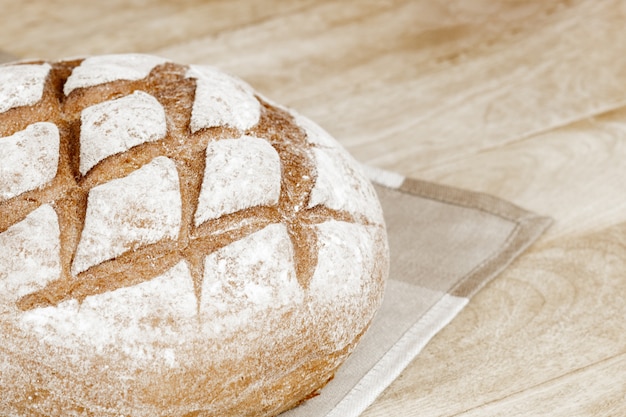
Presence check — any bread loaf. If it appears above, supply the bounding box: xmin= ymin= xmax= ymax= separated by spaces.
xmin=0 ymin=54 xmax=389 ymax=417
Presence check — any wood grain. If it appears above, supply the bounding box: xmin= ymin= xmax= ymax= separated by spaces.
xmin=362 ymin=222 xmax=626 ymax=416
xmin=1 ymin=0 xmax=625 ymax=415
xmin=417 ymin=108 xmax=626 ymax=242
xmin=0 ymin=1 xmax=320 ymax=59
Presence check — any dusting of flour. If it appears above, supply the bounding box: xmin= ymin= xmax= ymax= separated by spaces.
xmin=20 ymin=260 xmax=197 ymax=366
xmin=195 ymin=135 xmax=281 ymax=225
xmin=0 ymin=63 xmax=51 ymax=113
xmin=293 ymin=113 xmax=340 ymax=149
xmin=0 ymin=122 xmax=59 ymax=202
xmin=307 ymin=147 xmax=384 ymax=225
xmin=309 ymin=221 xmax=383 ymax=347
xmin=79 ymin=91 xmax=167 ymax=175
xmin=200 ymin=223 xmax=304 ymax=339
xmin=64 ymin=54 xmax=168 ymax=95
xmin=186 ymin=65 xmax=261 ymax=132
xmin=72 ymin=156 xmax=182 ymax=275
xmin=0 ymin=205 xmax=61 ymax=310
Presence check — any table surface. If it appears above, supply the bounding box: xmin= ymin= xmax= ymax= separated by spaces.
xmin=1 ymin=1 xmax=625 ymax=415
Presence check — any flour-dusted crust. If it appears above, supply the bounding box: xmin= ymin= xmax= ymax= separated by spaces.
xmin=195 ymin=135 xmax=282 ymax=225
xmin=200 ymin=223 xmax=303 ymax=339
xmin=21 ymin=260 xmax=198 ymax=364
xmin=0 ymin=63 xmax=51 ymax=113
xmin=0 ymin=54 xmax=389 ymax=417
xmin=0 ymin=205 xmax=60 ymax=306
xmin=0 ymin=122 xmax=59 ymax=201
xmin=71 ymin=156 xmax=182 ymax=275
xmin=63 ymin=53 xmax=169 ymax=95
xmin=79 ymin=90 xmax=167 ymax=175
xmin=186 ymin=65 xmax=261 ymax=132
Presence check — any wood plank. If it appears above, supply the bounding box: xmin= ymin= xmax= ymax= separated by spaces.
xmin=416 ymin=106 xmax=626 ymax=241
xmin=362 ymin=221 xmax=626 ymax=416
xmin=0 ymin=0 xmax=319 ymax=58
xmin=457 ymin=353 xmax=626 ymax=416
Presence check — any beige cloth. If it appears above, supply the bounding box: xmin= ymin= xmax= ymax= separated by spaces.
xmin=282 ymin=166 xmax=551 ymax=417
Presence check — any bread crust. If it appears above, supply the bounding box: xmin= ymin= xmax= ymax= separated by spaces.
xmin=0 ymin=54 xmax=389 ymax=417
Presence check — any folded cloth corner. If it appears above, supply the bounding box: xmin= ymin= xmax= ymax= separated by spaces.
xmin=281 ymin=165 xmax=551 ymax=417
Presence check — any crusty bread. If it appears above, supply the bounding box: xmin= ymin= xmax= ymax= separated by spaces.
xmin=0 ymin=54 xmax=389 ymax=417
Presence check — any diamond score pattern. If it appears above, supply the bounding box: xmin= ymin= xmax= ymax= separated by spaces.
xmin=0 ymin=59 xmax=374 ymax=312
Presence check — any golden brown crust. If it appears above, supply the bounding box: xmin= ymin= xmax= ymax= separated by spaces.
xmin=0 ymin=54 xmax=388 ymax=417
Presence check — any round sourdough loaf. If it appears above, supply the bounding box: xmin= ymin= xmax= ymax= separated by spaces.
xmin=0 ymin=54 xmax=389 ymax=417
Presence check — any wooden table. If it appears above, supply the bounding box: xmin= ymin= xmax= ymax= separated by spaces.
xmin=1 ymin=1 xmax=625 ymax=415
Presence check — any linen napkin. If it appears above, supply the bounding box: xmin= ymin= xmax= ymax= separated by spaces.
xmin=282 ymin=166 xmax=551 ymax=417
